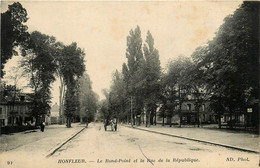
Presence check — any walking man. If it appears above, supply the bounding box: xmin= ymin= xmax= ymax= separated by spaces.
xmin=40 ymin=121 xmax=45 ymax=132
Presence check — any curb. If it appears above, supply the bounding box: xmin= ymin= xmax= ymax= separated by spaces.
xmin=46 ymin=127 xmax=86 ymax=158
xmin=124 ymin=125 xmax=259 ymax=154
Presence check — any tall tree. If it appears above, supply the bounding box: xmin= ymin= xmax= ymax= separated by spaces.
xmin=197 ymin=2 xmax=259 ymax=128
xmin=51 ymin=42 xmax=67 ymax=124
xmin=78 ymin=73 xmax=98 ymax=127
xmin=61 ymin=42 xmax=85 ymax=128
xmin=21 ymin=31 xmax=57 ymax=126
xmin=109 ymin=70 xmax=128 ymax=122
xmin=159 ymin=73 xmax=178 ymax=127
xmin=1 ymin=2 xmax=29 ymax=78
xmin=124 ymin=26 xmax=145 ymax=126
xmin=142 ymin=31 xmax=161 ymax=127
xmin=165 ymin=55 xmax=192 ymax=127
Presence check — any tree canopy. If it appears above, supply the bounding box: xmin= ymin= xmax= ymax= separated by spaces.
xmin=1 ymin=2 xmax=29 ymax=77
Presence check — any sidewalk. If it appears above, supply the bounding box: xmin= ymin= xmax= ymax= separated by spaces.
xmin=124 ymin=124 xmax=259 ymax=153
xmin=0 ymin=123 xmax=85 ymax=156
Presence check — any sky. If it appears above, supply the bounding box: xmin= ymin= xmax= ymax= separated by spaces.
xmin=1 ymin=0 xmax=241 ymax=103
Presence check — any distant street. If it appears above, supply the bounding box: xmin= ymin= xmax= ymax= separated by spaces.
xmin=0 ymin=123 xmax=258 ymax=168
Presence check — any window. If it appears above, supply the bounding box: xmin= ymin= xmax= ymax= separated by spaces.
xmin=187 ymin=104 xmax=191 ymax=111
xmin=0 ymin=119 xmax=5 ymax=126
xmin=8 ymin=117 xmax=12 ymax=124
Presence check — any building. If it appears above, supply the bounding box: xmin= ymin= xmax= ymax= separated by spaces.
xmin=50 ymin=102 xmax=59 ymax=124
xmin=0 ymin=93 xmax=33 ymax=127
xmin=155 ymin=88 xmax=217 ymax=126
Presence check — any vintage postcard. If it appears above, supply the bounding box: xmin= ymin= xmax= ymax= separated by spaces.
xmin=0 ymin=0 xmax=259 ymax=168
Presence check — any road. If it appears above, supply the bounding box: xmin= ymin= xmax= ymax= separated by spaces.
xmin=49 ymin=123 xmax=258 ymax=168
xmin=0 ymin=123 xmax=258 ymax=168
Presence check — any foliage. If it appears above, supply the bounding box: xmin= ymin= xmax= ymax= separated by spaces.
xmin=123 ymin=26 xmax=145 ymax=124
xmin=61 ymin=42 xmax=85 ymax=127
xmin=21 ymin=31 xmax=57 ymax=124
xmin=142 ymin=31 xmax=161 ymax=126
xmin=78 ymin=73 xmax=99 ymax=123
xmin=190 ymin=1 xmax=259 ymax=128
xmin=103 ymin=27 xmax=162 ymax=126
xmin=163 ymin=55 xmax=192 ymax=126
xmin=1 ymin=2 xmax=29 ymax=77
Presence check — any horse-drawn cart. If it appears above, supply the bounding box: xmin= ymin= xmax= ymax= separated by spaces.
xmin=104 ymin=118 xmax=117 ymax=131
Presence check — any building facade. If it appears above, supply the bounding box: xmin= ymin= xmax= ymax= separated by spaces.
xmin=0 ymin=94 xmax=33 ymax=126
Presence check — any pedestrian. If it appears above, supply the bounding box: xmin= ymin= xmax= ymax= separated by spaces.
xmin=40 ymin=121 xmax=45 ymax=132
xmin=110 ymin=119 xmax=115 ymax=131
xmin=113 ymin=118 xmax=117 ymax=131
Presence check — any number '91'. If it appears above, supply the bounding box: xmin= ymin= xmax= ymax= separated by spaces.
xmin=7 ymin=161 xmax=13 ymax=165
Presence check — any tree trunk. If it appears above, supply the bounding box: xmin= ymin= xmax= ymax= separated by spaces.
xmin=244 ymin=113 xmax=247 ymax=129
xmin=178 ymin=86 xmax=182 ymax=128
xmin=80 ymin=117 xmax=83 ymax=123
xmin=66 ymin=118 xmax=72 ymax=128
xmin=179 ymin=115 xmax=182 ymax=128
xmin=142 ymin=112 xmax=145 ymax=124
xmin=154 ymin=109 xmax=157 ymax=126
xmin=59 ymin=83 xmax=63 ymax=124
xmin=61 ymin=84 xmax=66 ymax=124
xmin=86 ymin=118 xmax=88 ymax=128
xmin=197 ymin=108 xmax=200 ymax=128
xmin=145 ymin=113 xmax=148 ymax=127
xmin=35 ymin=117 xmax=39 ymax=127
xmin=218 ymin=113 xmax=222 ymax=129
xmin=162 ymin=117 xmax=164 ymax=126
xmin=150 ymin=112 xmax=154 ymax=125
xmin=229 ymin=111 xmax=233 ymax=129
xmin=0 ymin=120 xmax=2 ymax=136
xmin=145 ymin=110 xmax=149 ymax=127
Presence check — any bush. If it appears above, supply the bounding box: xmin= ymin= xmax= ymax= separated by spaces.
xmin=1 ymin=125 xmax=37 ymax=134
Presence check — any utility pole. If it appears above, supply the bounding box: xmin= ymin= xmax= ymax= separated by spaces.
xmin=131 ymin=96 xmax=133 ymax=127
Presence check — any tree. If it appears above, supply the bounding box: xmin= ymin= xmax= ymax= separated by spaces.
xmin=78 ymin=73 xmax=98 ymax=127
xmin=122 ymin=63 xmax=131 ymax=123
xmin=1 ymin=2 xmax=29 ymax=78
xmin=61 ymin=42 xmax=85 ymax=128
xmin=52 ymin=42 xmax=66 ymax=124
xmin=124 ymin=26 xmax=145 ymax=126
xmin=165 ymin=55 xmax=192 ymax=127
xmin=196 ymin=2 xmax=259 ymax=128
xmin=100 ymin=89 xmax=112 ymax=123
xmin=21 ymin=31 xmax=57 ymax=126
xmin=142 ymin=31 xmax=161 ymax=127
xmin=109 ymin=70 xmax=128 ymax=122
xmin=159 ymin=72 xmax=179 ymax=127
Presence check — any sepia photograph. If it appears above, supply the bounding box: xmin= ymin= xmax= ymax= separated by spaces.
xmin=0 ymin=0 xmax=259 ymax=168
